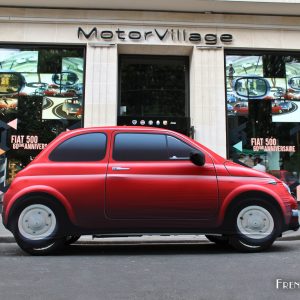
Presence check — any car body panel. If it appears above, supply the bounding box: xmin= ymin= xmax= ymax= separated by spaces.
xmin=106 ymin=160 xmax=219 ymax=220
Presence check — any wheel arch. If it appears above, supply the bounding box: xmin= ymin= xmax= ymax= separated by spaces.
xmin=6 ymin=191 xmax=75 ymax=232
xmin=219 ymin=190 xmax=285 ymax=230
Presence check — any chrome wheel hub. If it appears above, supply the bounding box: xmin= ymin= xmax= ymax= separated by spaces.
xmin=237 ymin=205 xmax=274 ymax=240
xmin=18 ymin=204 xmax=56 ymax=240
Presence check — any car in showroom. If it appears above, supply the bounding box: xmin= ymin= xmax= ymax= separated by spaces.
xmin=278 ymin=101 xmax=293 ymax=112
xmin=233 ymin=101 xmax=283 ymax=116
xmin=0 ymin=97 xmax=18 ymax=110
xmin=61 ymin=97 xmax=81 ymax=116
xmin=233 ymin=101 xmax=249 ymax=116
xmin=1 ymin=126 xmax=299 ymax=255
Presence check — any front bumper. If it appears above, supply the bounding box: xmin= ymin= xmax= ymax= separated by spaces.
xmin=288 ymin=209 xmax=300 ymax=231
xmin=0 ymin=190 xmax=3 ymax=214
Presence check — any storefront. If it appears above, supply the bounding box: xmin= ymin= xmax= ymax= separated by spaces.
xmin=0 ymin=5 xmax=300 ymax=198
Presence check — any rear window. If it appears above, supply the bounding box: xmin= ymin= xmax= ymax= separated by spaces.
xmin=49 ymin=132 xmax=107 ymax=162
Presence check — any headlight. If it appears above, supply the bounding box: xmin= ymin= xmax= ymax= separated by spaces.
xmin=282 ymin=182 xmax=291 ymax=194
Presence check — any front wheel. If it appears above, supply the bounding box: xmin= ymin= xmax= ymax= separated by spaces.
xmin=228 ymin=198 xmax=282 ymax=252
xmin=205 ymin=235 xmax=230 ymax=247
xmin=11 ymin=197 xmax=66 ymax=255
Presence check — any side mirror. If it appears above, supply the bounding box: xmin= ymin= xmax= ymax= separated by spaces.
xmin=190 ymin=151 xmax=205 ymax=166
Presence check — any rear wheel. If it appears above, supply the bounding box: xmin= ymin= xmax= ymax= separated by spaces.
xmin=65 ymin=235 xmax=81 ymax=245
xmin=10 ymin=196 xmax=66 ymax=255
xmin=228 ymin=198 xmax=282 ymax=252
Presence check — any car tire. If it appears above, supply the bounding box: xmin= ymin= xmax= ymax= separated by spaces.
xmin=228 ymin=198 xmax=282 ymax=252
xmin=10 ymin=196 xmax=66 ymax=255
xmin=65 ymin=235 xmax=81 ymax=245
xmin=205 ymin=235 xmax=231 ymax=247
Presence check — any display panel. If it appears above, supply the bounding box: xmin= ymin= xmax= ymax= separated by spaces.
xmin=226 ymin=50 xmax=300 ymax=196
xmin=0 ymin=45 xmax=85 ymax=189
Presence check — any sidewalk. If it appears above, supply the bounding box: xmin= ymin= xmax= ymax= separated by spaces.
xmin=1 ymin=214 xmax=299 ymax=244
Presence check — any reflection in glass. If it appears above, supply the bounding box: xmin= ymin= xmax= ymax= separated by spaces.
xmin=234 ymin=77 xmax=268 ymax=98
xmin=226 ymin=51 xmax=300 ymax=198
xmin=288 ymin=76 xmax=300 ymax=90
xmin=0 ymin=45 xmax=85 ymax=186
xmin=0 ymin=72 xmax=25 ymax=94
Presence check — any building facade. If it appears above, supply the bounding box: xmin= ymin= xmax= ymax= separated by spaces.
xmin=0 ymin=2 xmax=300 ymax=196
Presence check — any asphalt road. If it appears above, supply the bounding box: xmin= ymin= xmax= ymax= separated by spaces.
xmin=0 ymin=240 xmax=300 ymax=300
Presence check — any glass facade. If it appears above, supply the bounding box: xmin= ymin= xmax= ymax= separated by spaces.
xmin=226 ymin=50 xmax=300 ymax=194
xmin=0 ymin=45 xmax=85 ymax=187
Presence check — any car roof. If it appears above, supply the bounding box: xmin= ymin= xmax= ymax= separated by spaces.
xmin=64 ymin=126 xmax=172 ymax=134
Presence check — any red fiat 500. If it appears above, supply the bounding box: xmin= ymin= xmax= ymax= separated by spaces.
xmin=2 ymin=126 xmax=299 ymax=254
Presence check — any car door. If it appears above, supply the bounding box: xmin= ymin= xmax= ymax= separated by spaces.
xmin=105 ymin=131 xmax=219 ymax=220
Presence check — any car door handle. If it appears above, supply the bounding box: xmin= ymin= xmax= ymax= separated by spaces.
xmin=112 ymin=167 xmax=130 ymax=171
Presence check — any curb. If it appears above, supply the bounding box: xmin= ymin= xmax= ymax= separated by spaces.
xmin=0 ymin=236 xmax=15 ymax=243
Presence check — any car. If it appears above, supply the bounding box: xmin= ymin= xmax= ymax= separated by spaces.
xmin=227 ymin=103 xmax=234 ymax=114
xmin=271 ymin=103 xmax=283 ymax=114
xmin=270 ymin=87 xmax=285 ymax=99
xmin=1 ymin=126 xmax=299 ymax=255
xmin=242 ymin=63 xmax=252 ymax=69
xmin=60 ymin=89 xmax=77 ymax=98
xmin=286 ymin=76 xmax=300 ymax=99
xmin=61 ymin=98 xmax=81 ymax=116
xmin=233 ymin=102 xmax=248 ymax=115
xmin=0 ymin=97 xmax=17 ymax=109
xmin=227 ymin=93 xmax=237 ymax=103
xmin=278 ymin=101 xmax=293 ymax=112
xmin=16 ymin=58 xmax=26 ymax=64
xmin=75 ymin=106 xmax=83 ymax=119
xmin=43 ymin=90 xmax=58 ymax=96
xmin=233 ymin=102 xmax=283 ymax=116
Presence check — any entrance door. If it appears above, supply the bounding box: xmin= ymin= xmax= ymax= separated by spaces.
xmin=118 ymin=55 xmax=190 ymax=135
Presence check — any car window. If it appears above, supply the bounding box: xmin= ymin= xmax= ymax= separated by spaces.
xmin=167 ymin=135 xmax=196 ymax=159
xmin=113 ymin=133 xmax=168 ymax=161
xmin=49 ymin=132 xmax=107 ymax=162
xmin=113 ymin=133 xmax=197 ymax=161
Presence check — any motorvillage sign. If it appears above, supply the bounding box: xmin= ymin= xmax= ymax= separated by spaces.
xmin=78 ymin=27 xmax=233 ymax=45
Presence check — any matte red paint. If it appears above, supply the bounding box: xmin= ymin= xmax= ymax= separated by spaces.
xmin=2 ymin=126 xmax=298 ymax=234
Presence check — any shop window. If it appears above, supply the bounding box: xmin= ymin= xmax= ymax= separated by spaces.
xmin=225 ymin=51 xmax=300 ymax=196
xmin=0 ymin=45 xmax=85 ymax=185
